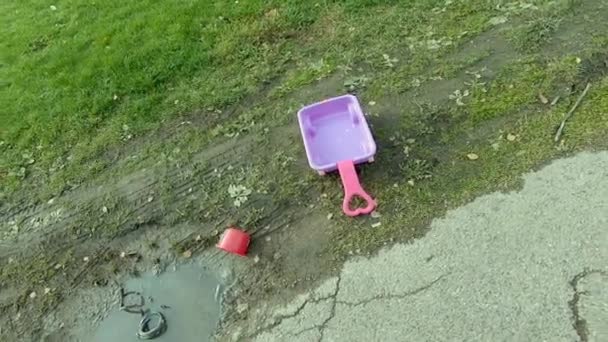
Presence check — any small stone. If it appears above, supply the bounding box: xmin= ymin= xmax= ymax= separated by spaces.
xmin=50 ymin=5 xmax=57 ymax=11
xmin=407 ymin=180 xmax=415 ymax=186
xmin=44 ymin=288 xmax=51 ymax=295
xmin=575 ymin=57 xmax=582 ymax=64
xmin=488 ymin=16 xmax=508 ymax=26
xmin=182 ymin=250 xmax=192 ymax=259
xmin=253 ymin=255 xmax=260 ymax=263
xmin=507 ymin=133 xmax=517 ymax=142
xmin=54 ymin=263 xmax=62 ymax=270
xmin=113 ymin=94 xmax=118 ymax=100
xmin=236 ymin=303 xmax=249 ymax=314
xmin=231 ymin=328 xmax=242 ymax=342
xmin=368 ymin=101 xmax=376 ymax=106
xmin=371 ymin=211 xmax=381 ymax=218
xmin=29 ymin=291 xmax=37 ymax=299
xmin=47 ymin=198 xmax=55 ymax=205
xmin=466 ymin=153 xmax=479 ymax=160
xmin=147 ymin=196 xmax=154 ymax=203
xmin=101 ymin=206 xmax=108 ymax=214
xmin=83 ymin=256 xmax=90 ymax=262
xmin=327 ymin=213 xmax=333 ymax=220
xmin=120 ymin=252 xmax=126 ymax=258
xmin=538 ymin=93 xmax=549 ymax=104
xmin=371 ymin=222 xmax=382 ymax=228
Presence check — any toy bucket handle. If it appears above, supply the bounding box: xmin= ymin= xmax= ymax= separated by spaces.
xmin=337 ymin=160 xmax=376 ymax=217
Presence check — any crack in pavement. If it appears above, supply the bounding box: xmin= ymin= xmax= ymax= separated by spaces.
xmin=250 ymin=276 xmax=342 ymax=340
xmin=287 ymin=275 xmax=343 ymax=341
xmin=568 ymin=269 xmax=607 ymax=342
xmin=318 ymin=274 xmax=341 ymax=342
xmin=266 ymin=273 xmax=447 ymax=341
xmin=248 ymin=296 xmax=310 ymax=339
xmin=336 ymin=273 xmax=449 ymax=308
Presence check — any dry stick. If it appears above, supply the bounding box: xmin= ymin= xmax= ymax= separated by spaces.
xmin=554 ymin=83 xmax=591 ymax=142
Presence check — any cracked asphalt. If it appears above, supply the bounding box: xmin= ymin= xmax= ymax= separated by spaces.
xmin=251 ymin=152 xmax=608 ymax=342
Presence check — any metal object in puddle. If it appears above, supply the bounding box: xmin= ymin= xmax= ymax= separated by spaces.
xmin=137 ymin=310 xmax=166 ymax=340
xmin=118 ymin=286 xmax=167 ymax=339
xmin=119 ymin=289 xmax=145 ymax=315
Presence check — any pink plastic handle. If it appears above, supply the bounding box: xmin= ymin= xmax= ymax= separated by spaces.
xmin=337 ymin=160 xmax=376 ymax=217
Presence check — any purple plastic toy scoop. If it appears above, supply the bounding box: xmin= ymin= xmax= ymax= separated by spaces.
xmin=297 ymin=95 xmax=377 ymax=216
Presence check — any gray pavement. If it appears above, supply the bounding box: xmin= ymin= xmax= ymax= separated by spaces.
xmin=252 ymin=152 xmax=608 ymax=341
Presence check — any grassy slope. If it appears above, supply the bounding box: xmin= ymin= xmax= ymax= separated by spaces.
xmin=1 ymin=0 xmax=328 ymax=195
xmin=2 ymin=0 xmax=566 ymax=199
xmin=1 ymin=0 xmax=606 ymax=255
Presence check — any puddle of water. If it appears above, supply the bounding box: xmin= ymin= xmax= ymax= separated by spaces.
xmin=92 ymin=264 xmax=222 ymax=342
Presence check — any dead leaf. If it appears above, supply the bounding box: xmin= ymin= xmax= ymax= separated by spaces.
xmin=265 ymin=8 xmax=279 ymax=19
xmin=182 ymin=250 xmax=192 ymax=259
xmin=507 ymin=133 xmax=517 ymax=141
xmin=466 ymin=153 xmax=479 ymax=160
xmin=538 ymin=92 xmax=549 ymax=104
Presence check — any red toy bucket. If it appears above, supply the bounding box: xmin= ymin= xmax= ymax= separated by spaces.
xmin=216 ymin=228 xmax=250 ymax=256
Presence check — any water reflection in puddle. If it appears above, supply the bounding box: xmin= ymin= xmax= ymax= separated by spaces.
xmin=92 ymin=264 xmax=222 ymax=342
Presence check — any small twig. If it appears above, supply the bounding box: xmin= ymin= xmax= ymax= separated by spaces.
xmin=554 ymin=83 xmax=591 ymax=142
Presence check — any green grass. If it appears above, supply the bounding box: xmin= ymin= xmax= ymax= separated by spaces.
xmin=1 ymin=0 xmax=304 ymax=193
xmin=2 ymin=0 xmax=541 ymax=199
xmin=0 ymin=0 xmax=604 ymax=237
